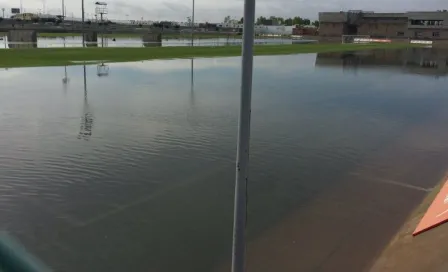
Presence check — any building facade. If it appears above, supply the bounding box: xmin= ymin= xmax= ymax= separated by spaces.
xmin=319 ymin=10 xmax=448 ymax=40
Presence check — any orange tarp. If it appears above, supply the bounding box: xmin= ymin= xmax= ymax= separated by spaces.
xmin=414 ymin=179 xmax=448 ymax=236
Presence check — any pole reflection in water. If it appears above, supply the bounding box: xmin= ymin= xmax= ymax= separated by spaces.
xmin=62 ymin=66 xmax=69 ymax=93
xmin=78 ymin=65 xmax=94 ymax=140
xmin=190 ymin=58 xmax=195 ymax=106
xmin=186 ymin=58 xmax=198 ymax=129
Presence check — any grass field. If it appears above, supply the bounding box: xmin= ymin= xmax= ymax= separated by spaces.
xmin=0 ymin=43 xmax=416 ymax=68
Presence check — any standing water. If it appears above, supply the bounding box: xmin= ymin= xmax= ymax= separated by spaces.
xmin=0 ymin=48 xmax=448 ymax=271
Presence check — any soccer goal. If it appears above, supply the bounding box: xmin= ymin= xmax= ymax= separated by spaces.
xmin=341 ymin=35 xmax=371 ymax=44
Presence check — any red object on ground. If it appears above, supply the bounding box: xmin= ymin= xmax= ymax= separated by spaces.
xmin=413 ymin=179 xmax=448 ymax=236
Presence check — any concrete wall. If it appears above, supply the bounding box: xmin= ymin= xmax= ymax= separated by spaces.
xmin=358 ymin=21 xmax=408 ymax=38
xmin=409 ymin=28 xmax=448 ymax=39
xmin=142 ymin=33 xmax=162 ymax=46
xmin=407 ymin=11 xmax=448 ymax=21
xmin=256 ymin=25 xmax=294 ymax=35
xmin=84 ymin=32 xmax=98 ymax=47
xmin=319 ymin=12 xmax=348 ymax=23
xmin=433 ymin=40 xmax=448 ymax=47
xmin=7 ymin=30 xmax=37 ymax=49
xmin=7 ymin=30 xmax=37 ymax=43
xmin=363 ymin=13 xmax=407 ymax=19
xmin=319 ymin=22 xmax=345 ymax=37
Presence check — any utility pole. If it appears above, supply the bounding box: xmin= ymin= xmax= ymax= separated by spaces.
xmin=191 ymin=0 xmax=195 ymax=46
xmin=61 ymin=0 xmax=65 ymax=19
xmin=231 ymin=0 xmax=256 ymax=270
xmin=81 ymin=0 xmax=85 ymax=47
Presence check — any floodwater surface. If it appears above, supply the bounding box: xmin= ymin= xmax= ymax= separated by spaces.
xmin=0 ymin=36 xmax=312 ymax=48
xmin=0 ymin=48 xmax=448 ymax=272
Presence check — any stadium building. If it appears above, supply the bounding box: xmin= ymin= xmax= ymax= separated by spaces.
xmin=319 ymin=10 xmax=448 ymax=40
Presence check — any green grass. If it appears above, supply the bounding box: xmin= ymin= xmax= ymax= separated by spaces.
xmin=0 ymin=43 xmax=416 ymax=68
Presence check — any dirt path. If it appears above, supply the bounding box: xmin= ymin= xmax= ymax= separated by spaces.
xmin=369 ymin=176 xmax=448 ymax=272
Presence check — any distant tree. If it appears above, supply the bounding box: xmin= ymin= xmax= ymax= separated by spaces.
xmin=224 ymin=15 xmax=231 ymax=23
xmin=239 ymin=17 xmax=244 ymax=24
xmin=256 ymin=16 xmax=266 ymax=25
xmin=284 ymin=18 xmax=293 ymax=26
xmin=268 ymin=16 xmax=284 ymax=25
xmin=312 ymin=20 xmax=320 ymax=27
xmin=303 ymin=19 xmax=311 ymax=25
xmin=292 ymin=16 xmax=303 ymax=25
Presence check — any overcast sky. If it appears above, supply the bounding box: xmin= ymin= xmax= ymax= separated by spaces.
xmin=0 ymin=0 xmax=446 ymax=22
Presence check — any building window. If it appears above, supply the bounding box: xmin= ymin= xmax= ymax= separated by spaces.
xmin=397 ymin=31 xmax=404 ymax=36
xmin=410 ymin=19 xmax=444 ymax=26
xmin=433 ymin=32 xmax=440 ymax=37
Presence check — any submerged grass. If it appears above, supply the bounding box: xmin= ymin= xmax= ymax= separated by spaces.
xmin=0 ymin=43 xmax=415 ymax=68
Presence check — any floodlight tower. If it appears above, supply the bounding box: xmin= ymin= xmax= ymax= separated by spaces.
xmin=95 ymin=2 xmax=108 ymax=23
xmin=95 ymin=2 xmax=108 ymax=47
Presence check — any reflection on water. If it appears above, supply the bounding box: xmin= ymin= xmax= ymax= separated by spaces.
xmin=96 ymin=63 xmax=110 ymax=77
xmin=62 ymin=66 xmax=69 ymax=93
xmin=78 ymin=66 xmax=94 ymax=141
xmin=1 ymin=49 xmax=448 ymax=272
xmin=315 ymin=47 xmax=448 ymax=77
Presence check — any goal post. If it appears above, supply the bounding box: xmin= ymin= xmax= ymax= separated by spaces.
xmin=342 ymin=35 xmax=371 ymax=44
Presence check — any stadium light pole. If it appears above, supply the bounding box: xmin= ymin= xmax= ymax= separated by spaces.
xmin=191 ymin=0 xmax=195 ymax=46
xmin=81 ymin=0 xmax=85 ymax=47
xmin=231 ymin=0 xmax=256 ymax=270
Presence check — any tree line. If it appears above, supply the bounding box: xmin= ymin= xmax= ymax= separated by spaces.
xmin=223 ymin=16 xmax=319 ymax=27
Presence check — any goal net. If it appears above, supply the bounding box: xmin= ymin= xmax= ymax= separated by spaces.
xmin=342 ymin=35 xmax=371 ymax=44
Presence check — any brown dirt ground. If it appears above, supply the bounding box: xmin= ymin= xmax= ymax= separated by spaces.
xmin=369 ymin=176 xmax=448 ymax=272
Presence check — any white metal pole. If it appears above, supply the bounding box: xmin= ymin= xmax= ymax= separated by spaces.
xmin=231 ymin=0 xmax=256 ymax=270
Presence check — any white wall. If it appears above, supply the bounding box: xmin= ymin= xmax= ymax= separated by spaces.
xmin=255 ymin=25 xmax=294 ymax=35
